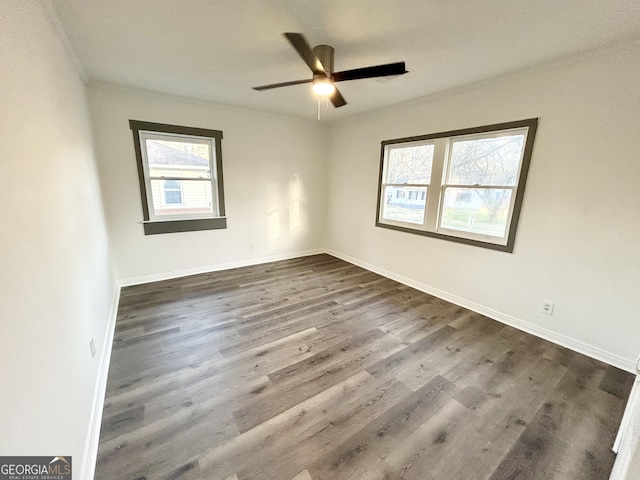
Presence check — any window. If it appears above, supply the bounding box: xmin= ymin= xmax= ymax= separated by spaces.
xmin=376 ymin=119 xmax=538 ymax=252
xmin=129 ymin=120 xmax=226 ymax=235
xmin=162 ymin=179 xmax=183 ymax=205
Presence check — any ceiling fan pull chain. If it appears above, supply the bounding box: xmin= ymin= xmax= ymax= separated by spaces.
xmin=317 ymin=96 xmax=321 ymax=121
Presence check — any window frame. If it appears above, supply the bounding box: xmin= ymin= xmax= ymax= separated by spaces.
xmin=375 ymin=118 xmax=538 ymax=253
xmin=138 ymin=131 xmax=218 ymax=222
xmin=130 ymin=120 xmax=227 ymax=235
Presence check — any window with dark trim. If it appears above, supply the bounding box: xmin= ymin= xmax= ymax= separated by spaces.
xmin=129 ymin=120 xmax=227 ymax=235
xmin=376 ymin=119 xmax=538 ymax=252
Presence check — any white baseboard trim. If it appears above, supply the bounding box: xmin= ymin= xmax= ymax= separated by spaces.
xmin=326 ymin=248 xmax=635 ymax=374
xmin=80 ymin=282 xmax=121 ymax=480
xmin=120 ymin=248 xmax=326 ymax=287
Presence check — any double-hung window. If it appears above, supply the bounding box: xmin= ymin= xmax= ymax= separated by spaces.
xmin=130 ymin=120 xmax=226 ymax=235
xmin=376 ymin=119 xmax=537 ymax=252
xmin=380 ymin=141 xmax=434 ymax=225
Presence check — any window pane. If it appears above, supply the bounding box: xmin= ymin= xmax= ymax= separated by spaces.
xmin=164 ymin=190 xmax=182 ymax=205
xmin=440 ymin=187 xmax=512 ymax=237
xmin=163 ymin=179 xmax=183 ymax=205
xmin=151 ymin=179 xmax=213 ymax=217
xmin=449 ymin=134 xmax=525 ymax=186
xmin=382 ymin=186 xmax=427 ymax=224
xmin=145 ymin=138 xmax=212 ymax=178
xmin=164 ymin=179 xmax=180 ymax=189
xmin=386 ymin=144 xmax=434 ymax=184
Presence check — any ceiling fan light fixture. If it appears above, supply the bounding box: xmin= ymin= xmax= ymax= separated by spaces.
xmin=312 ymin=77 xmax=335 ymax=96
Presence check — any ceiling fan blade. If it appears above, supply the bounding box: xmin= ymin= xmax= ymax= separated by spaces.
xmin=332 ymin=62 xmax=407 ymax=82
xmin=253 ymin=79 xmax=312 ymax=91
xmin=330 ymin=87 xmax=347 ymax=108
xmin=283 ymin=32 xmax=325 ymax=75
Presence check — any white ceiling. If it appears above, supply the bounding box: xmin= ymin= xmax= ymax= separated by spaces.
xmin=49 ymin=0 xmax=640 ymax=122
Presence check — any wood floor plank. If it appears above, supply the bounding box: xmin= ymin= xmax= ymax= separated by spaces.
xmin=377 ymin=398 xmax=481 ymax=480
xmin=233 ymin=375 xmax=412 ymax=480
xmin=488 ymin=365 xmax=627 ymax=480
xmin=365 ymin=324 xmax=457 ymax=381
xmin=233 ymin=328 xmax=406 ymax=433
xmin=305 ymin=375 xmax=458 ymax=480
xmin=599 ymin=365 xmax=636 ymax=399
xmin=289 ymin=471 xmax=312 ymax=480
xmin=198 ymin=371 xmax=407 ymax=479
xmin=95 ymin=254 xmax=633 ymax=480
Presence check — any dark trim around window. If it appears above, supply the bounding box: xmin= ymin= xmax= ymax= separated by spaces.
xmin=375 ymin=118 xmax=538 ymax=253
xmin=129 ymin=120 xmax=227 ymax=235
xmin=143 ymin=218 xmax=227 ymax=235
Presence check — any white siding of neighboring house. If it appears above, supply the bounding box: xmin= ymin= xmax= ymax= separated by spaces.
xmin=149 ymin=167 xmax=213 ymax=215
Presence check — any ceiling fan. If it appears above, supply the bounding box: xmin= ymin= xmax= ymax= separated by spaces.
xmin=253 ymin=32 xmax=408 ymax=108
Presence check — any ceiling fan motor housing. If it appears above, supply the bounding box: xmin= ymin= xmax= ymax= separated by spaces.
xmin=313 ymin=44 xmax=335 ymax=75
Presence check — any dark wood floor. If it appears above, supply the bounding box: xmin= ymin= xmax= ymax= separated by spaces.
xmin=95 ymin=254 xmax=633 ymax=480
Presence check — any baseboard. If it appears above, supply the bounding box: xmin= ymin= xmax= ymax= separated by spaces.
xmin=80 ymin=282 xmax=121 ymax=480
xmin=326 ymin=248 xmax=636 ymax=374
xmin=120 ymin=248 xmax=326 ymax=287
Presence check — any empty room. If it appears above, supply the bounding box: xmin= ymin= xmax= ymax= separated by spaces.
xmin=2 ymin=1 xmax=640 ymax=479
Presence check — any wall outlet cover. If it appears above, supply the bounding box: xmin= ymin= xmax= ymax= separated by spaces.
xmin=541 ymin=302 xmax=555 ymax=315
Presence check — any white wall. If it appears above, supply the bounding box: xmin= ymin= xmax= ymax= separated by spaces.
xmin=0 ymin=0 xmax=118 ymax=477
xmin=88 ymin=84 xmax=328 ymax=284
xmin=326 ymin=40 xmax=640 ymax=371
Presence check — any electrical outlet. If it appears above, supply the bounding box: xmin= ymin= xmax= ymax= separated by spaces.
xmin=541 ymin=302 xmax=555 ymax=315
xmin=89 ymin=338 xmax=96 ymax=358
xmin=249 ymin=243 xmax=255 ymax=252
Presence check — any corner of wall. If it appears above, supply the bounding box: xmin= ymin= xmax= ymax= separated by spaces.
xmin=80 ymin=282 xmax=121 ymax=480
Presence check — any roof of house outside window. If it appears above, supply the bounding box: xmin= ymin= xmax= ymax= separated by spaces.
xmin=146 ymin=140 xmax=208 ymax=168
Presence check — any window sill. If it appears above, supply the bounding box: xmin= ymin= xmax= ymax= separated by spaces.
xmin=143 ymin=217 xmax=227 ymax=235
xmin=375 ymin=221 xmax=513 ymax=252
